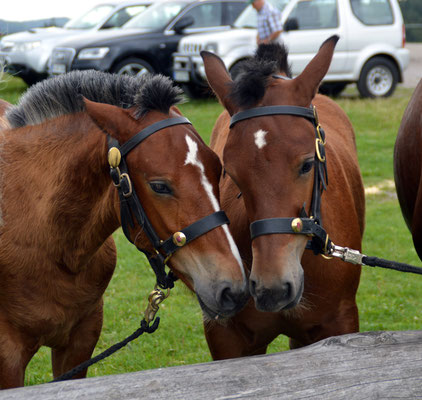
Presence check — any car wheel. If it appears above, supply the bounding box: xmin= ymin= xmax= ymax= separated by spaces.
xmin=319 ymin=82 xmax=347 ymax=97
xmin=20 ymin=73 xmax=46 ymax=86
xmin=181 ymin=84 xmax=212 ymax=99
xmin=112 ymin=58 xmax=154 ymax=77
xmin=357 ymin=57 xmax=399 ymax=98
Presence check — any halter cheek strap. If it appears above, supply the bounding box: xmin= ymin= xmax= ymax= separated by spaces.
xmin=108 ymin=117 xmax=230 ymax=288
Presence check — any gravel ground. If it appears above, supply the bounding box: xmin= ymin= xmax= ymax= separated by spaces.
xmin=401 ymin=43 xmax=422 ymax=88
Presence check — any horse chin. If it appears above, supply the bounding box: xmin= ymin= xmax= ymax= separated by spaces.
xmin=196 ymin=294 xmax=233 ymax=322
xmin=254 ymin=278 xmax=304 ymax=313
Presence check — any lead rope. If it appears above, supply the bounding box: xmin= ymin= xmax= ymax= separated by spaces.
xmin=326 ymin=244 xmax=422 ymax=275
xmin=51 ymin=286 xmax=169 ymax=383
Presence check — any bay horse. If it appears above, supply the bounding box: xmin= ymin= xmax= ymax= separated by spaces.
xmin=200 ymin=36 xmax=365 ymax=358
xmin=394 ymin=79 xmax=422 ymax=260
xmin=0 ymin=70 xmax=247 ymax=388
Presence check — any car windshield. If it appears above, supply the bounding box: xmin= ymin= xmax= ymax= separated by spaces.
xmin=65 ymin=5 xmax=115 ymax=29
xmin=123 ymin=1 xmax=188 ymax=30
xmin=234 ymin=0 xmax=290 ymax=28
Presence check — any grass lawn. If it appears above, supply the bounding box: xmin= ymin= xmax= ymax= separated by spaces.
xmin=0 ymin=76 xmax=420 ymax=385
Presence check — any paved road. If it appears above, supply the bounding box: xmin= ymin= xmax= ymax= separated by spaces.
xmin=401 ymin=43 xmax=422 ymax=88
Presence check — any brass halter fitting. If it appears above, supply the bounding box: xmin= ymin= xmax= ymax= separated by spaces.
xmin=143 ymin=286 xmax=170 ymax=325
xmin=172 ymin=231 xmax=187 ymax=247
xmin=108 ymin=147 xmax=122 ymax=168
xmin=291 ymin=218 xmax=303 ymax=233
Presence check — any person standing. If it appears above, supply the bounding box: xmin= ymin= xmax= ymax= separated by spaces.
xmin=250 ymin=0 xmax=283 ymax=44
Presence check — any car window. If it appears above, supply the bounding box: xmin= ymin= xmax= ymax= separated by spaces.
xmin=288 ymin=0 xmax=339 ymax=30
xmin=350 ymin=0 xmax=393 ymax=25
xmin=234 ymin=0 xmax=289 ymax=29
xmin=123 ymin=1 xmax=188 ymax=30
xmin=102 ymin=5 xmax=149 ymax=29
xmin=183 ymin=3 xmax=223 ymax=28
xmin=224 ymin=2 xmax=248 ymax=25
xmin=65 ymin=5 xmax=115 ymax=29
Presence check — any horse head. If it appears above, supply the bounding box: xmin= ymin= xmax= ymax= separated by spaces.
xmin=83 ymin=76 xmax=248 ymax=319
xmin=201 ymin=36 xmax=339 ymax=312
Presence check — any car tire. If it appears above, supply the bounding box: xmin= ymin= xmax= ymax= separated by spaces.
xmin=20 ymin=73 xmax=46 ymax=87
xmin=181 ymin=84 xmax=212 ymax=99
xmin=357 ymin=57 xmax=399 ymax=98
xmin=112 ymin=57 xmax=154 ymax=77
xmin=319 ymin=82 xmax=347 ymax=97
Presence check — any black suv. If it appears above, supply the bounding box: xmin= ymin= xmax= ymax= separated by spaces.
xmin=49 ymin=0 xmax=246 ymax=79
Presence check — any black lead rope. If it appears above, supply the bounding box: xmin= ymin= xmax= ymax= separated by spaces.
xmin=363 ymin=256 xmax=422 ymax=275
xmin=51 ymin=319 xmax=160 ymax=383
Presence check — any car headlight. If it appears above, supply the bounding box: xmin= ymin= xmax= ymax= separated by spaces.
xmin=205 ymin=43 xmax=218 ymax=54
xmin=17 ymin=41 xmax=41 ymax=52
xmin=77 ymin=47 xmax=110 ymax=60
xmin=0 ymin=41 xmax=15 ymax=51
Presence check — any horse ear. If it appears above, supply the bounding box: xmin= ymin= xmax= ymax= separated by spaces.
xmin=84 ymin=97 xmax=136 ymax=141
xmin=200 ymin=51 xmax=236 ymax=115
xmin=293 ymin=35 xmax=339 ymax=103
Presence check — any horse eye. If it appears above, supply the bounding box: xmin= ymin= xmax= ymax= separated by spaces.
xmin=300 ymin=160 xmax=314 ymax=175
xmin=149 ymin=181 xmax=172 ymax=195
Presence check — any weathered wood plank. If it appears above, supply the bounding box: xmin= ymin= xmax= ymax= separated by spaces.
xmin=1 ymin=330 xmax=422 ymax=399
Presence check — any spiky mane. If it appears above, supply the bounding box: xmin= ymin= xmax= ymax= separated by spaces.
xmin=229 ymin=42 xmax=292 ymax=109
xmin=6 ymin=70 xmax=184 ymax=128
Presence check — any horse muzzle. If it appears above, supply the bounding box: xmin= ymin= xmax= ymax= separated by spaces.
xmin=249 ymin=265 xmax=304 ymax=312
xmin=196 ymin=280 xmax=249 ymax=319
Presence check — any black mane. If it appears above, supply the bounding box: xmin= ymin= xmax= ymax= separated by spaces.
xmin=229 ymin=42 xmax=292 ymax=109
xmin=6 ymin=70 xmax=184 ymax=128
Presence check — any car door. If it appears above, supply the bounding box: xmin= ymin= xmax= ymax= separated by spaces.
xmin=281 ymin=0 xmax=347 ymax=76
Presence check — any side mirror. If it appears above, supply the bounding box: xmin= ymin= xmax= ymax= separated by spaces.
xmin=284 ymin=17 xmax=299 ymax=32
xmin=173 ymin=15 xmax=194 ymax=33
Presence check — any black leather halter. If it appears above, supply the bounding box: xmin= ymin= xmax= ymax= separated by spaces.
xmin=229 ymin=101 xmax=331 ymax=256
xmin=108 ymin=116 xmax=229 ymax=288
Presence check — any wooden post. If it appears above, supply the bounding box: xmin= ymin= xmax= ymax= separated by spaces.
xmin=1 ymin=330 xmax=422 ymax=399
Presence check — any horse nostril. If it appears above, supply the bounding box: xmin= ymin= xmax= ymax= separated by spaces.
xmin=249 ymin=279 xmax=257 ymax=297
xmin=280 ymin=281 xmax=292 ymax=300
xmin=220 ymin=287 xmax=237 ymax=310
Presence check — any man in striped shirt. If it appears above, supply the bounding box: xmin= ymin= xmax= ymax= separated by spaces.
xmin=250 ymin=0 xmax=283 ymax=44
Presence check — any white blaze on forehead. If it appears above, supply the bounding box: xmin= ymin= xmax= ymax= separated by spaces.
xmin=184 ymin=135 xmax=246 ymax=278
xmin=254 ymin=129 xmax=267 ymax=149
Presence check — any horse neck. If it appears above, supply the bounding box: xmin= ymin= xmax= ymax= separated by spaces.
xmin=4 ymin=113 xmax=120 ymax=272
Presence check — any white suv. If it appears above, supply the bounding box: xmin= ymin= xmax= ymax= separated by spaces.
xmin=173 ymin=0 xmax=409 ymax=97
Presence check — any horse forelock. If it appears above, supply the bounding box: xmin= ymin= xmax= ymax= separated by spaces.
xmin=6 ymin=71 xmax=184 ymax=129
xmin=229 ymin=42 xmax=292 ymax=109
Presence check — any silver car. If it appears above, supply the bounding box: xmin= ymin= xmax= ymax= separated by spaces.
xmin=0 ymin=0 xmax=151 ymax=85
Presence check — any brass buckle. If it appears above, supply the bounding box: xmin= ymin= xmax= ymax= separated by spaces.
xmin=321 ymin=234 xmax=333 ymax=259
xmin=316 ymin=125 xmax=326 ymax=144
xmin=315 ymin=138 xmax=326 ymax=162
xmin=120 ymin=173 xmax=133 ymax=197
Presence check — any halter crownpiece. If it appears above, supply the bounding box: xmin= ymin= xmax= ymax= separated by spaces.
xmin=108 ymin=116 xmax=230 ymax=288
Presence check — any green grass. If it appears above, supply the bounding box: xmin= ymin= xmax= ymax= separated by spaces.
xmin=1 ymin=76 xmax=420 ymax=385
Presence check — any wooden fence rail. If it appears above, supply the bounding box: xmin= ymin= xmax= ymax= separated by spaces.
xmin=1 ymin=330 xmax=422 ymax=399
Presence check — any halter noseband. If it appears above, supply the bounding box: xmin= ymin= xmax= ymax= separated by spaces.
xmin=108 ymin=116 xmax=229 ymax=289
xmin=229 ymin=102 xmax=331 ymax=256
